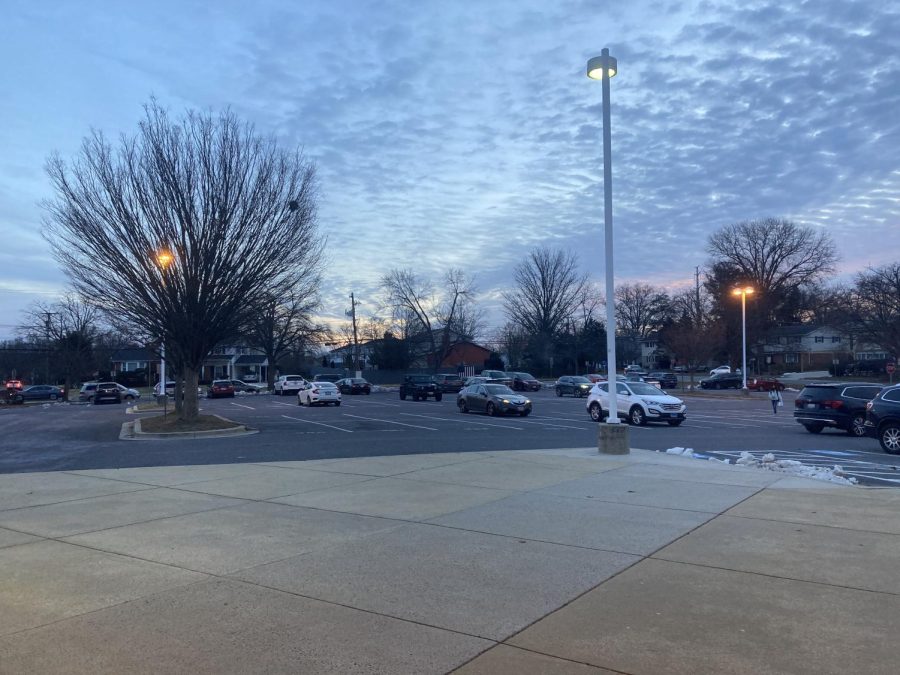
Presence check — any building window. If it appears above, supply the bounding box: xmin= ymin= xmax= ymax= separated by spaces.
xmin=831 ymin=336 xmax=841 ymax=343
xmin=814 ymin=336 xmax=824 ymax=343
xmin=785 ymin=353 xmax=798 ymax=364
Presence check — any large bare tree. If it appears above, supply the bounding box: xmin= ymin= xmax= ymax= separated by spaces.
xmin=502 ymin=247 xmax=588 ymax=337
xmin=43 ymin=101 xmax=321 ymax=421
xmin=381 ymin=268 xmax=478 ymax=370
xmin=847 ymin=263 xmax=900 ymax=358
xmin=615 ymin=283 xmax=673 ymax=340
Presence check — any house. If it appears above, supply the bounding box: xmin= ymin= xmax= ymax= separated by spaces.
xmin=757 ymin=325 xmax=852 ymax=370
xmin=328 ymin=330 xmax=492 ymax=371
xmin=110 ymin=345 xmax=269 ymax=384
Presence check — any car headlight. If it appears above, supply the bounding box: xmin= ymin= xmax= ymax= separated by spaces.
xmin=524 ymin=399 xmax=531 ymax=405
xmin=501 ymin=399 xmax=510 ymax=404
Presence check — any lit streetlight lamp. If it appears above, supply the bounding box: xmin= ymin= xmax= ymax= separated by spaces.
xmin=156 ymin=249 xmax=174 ymax=407
xmin=732 ymin=286 xmax=755 ymax=392
xmin=587 ymin=48 xmax=628 ymax=454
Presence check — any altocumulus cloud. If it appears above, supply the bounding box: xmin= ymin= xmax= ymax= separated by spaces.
xmin=0 ymin=0 xmax=897 ymax=336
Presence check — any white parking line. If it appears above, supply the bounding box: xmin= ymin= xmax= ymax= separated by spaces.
xmin=280 ymin=414 xmax=353 ymax=433
xmin=230 ymin=402 xmax=255 ymax=410
xmin=342 ymin=413 xmax=438 ymax=431
xmin=513 ymin=418 xmax=591 ymax=430
xmin=399 ymin=412 xmax=525 ymax=431
xmin=270 ymin=400 xmax=297 ymax=407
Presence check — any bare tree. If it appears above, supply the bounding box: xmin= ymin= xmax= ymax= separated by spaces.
xmin=502 ymin=246 xmax=588 ymax=338
xmin=244 ymin=284 xmax=324 ymax=390
xmin=661 ymin=319 xmax=726 ymax=387
xmin=43 ymin=101 xmax=321 ymax=421
xmin=381 ymin=268 xmax=478 ymax=370
xmin=18 ymin=295 xmax=104 ymax=397
xmin=615 ymin=283 xmax=673 ymax=340
xmin=847 ymin=263 xmax=900 ymax=358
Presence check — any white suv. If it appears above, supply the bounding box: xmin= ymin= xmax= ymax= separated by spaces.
xmin=709 ymin=365 xmax=732 ymax=376
xmin=274 ymin=375 xmax=307 ymax=396
xmin=586 ymin=380 xmax=686 ymax=426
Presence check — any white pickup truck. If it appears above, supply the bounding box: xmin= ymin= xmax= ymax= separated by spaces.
xmin=273 ymin=375 xmax=307 ymax=396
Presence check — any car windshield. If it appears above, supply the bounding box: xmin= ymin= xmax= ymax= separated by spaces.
xmin=285 ymin=376 xmax=304 ymax=381
xmin=629 ymin=383 xmax=665 ymax=396
xmin=212 ymin=381 xmax=230 ymax=386
xmin=516 ymin=373 xmax=535 ymax=379
xmin=315 ymin=382 xmax=337 ymax=390
xmin=571 ymin=377 xmax=591 ymax=384
xmin=408 ymin=376 xmax=432 ymax=383
xmin=485 ymin=384 xmax=515 ymax=395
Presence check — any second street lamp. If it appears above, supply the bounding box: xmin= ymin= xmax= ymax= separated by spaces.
xmin=732 ymin=286 xmax=754 ymax=393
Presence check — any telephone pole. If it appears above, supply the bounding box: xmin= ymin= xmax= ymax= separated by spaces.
xmin=349 ymin=292 xmax=360 ymax=375
xmin=694 ymin=266 xmax=701 ymax=323
xmin=43 ymin=312 xmax=56 ymax=385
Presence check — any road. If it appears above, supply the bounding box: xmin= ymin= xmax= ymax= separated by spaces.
xmin=1 ymin=389 xmax=897 ymax=485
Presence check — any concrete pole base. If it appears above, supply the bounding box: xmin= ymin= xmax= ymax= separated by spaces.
xmin=598 ymin=422 xmax=630 ymax=455
xmin=741 ymin=387 xmax=749 ymax=397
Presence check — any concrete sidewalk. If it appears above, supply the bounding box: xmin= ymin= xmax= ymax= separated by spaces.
xmin=0 ymin=448 xmax=897 ymax=674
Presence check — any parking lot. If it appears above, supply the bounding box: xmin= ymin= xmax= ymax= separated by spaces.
xmin=1 ymin=389 xmax=898 ymax=485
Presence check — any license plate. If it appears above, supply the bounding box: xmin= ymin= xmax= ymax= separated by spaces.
xmin=806 ymin=403 xmax=816 ymax=409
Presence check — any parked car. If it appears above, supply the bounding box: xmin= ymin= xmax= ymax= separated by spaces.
xmin=274 ymin=375 xmax=307 ymax=396
xmin=81 ymin=381 xmax=138 ymax=402
xmin=585 ymin=373 xmax=606 ymax=383
xmin=865 ymin=385 xmax=900 ymax=454
xmin=152 ymin=381 xmax=203 ymax=398
xmin=628 ymin=374 xmax=662 ymax=388
xmin=586 ymin=380 xmax=686 ymax=426
xmin=709 ymin=365 xmax=732 ymax=376
xmin=623 ymin=365 xmax=645 ymax=374
xmin=229 ymin=379 xmax=265 ymax=393
xmin=14 ymin=385 xmax=64 ymax=402
xmin=699 ymin=373 xmax=744 ymax=390
xmin=747 ymin=377 xmax=785 ymax=392
xmin=4 ymin=380 xmax=24 ymax=391
xmin=672 ymin=366 xmax=688 ymax=373
xmin=432 ymin=373 xmax=465 ymax=393
xmin=336 ymin=377 xmax=372 ymax=395
xmin=207 ymin=380 xmax=236 ymax=398
xmin=555 ymin=375 xmax=593 ymax=397
xmin=463 ymin=376 xmax=490 ymax=387
xmin=298 ymin=381 xmax=341 ymax=407
xmin=648 ymin=372 xmax=678 ymax=389
xmin=399 ymin=374 xmax=442 ymax=401
xmin=509 ymin=372 xmax=542 ymax=391
xmin=794 ymin=382 xmax=883 ymax=436
xmin=93 ymin=381 xmax=122 ymax=404
xmin=313 ymin=374 xmax=342 ymax=384
xmin=480 ymin=370 xmax=513 ymax=387
xmin=457 ymin=383 xmax=531 ymax=416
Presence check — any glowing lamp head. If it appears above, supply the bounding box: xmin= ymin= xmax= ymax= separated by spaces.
xmin=156 ymin=251 xmax=174 ymax=269
xmin=587 ymin=52 xmax=617 ymax=80
xmin=732 ymin=286 xmax=755 ymax=296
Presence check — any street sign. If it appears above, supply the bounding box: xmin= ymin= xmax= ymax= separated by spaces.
xmin=887 ymin=361 xmax=896 ymax=375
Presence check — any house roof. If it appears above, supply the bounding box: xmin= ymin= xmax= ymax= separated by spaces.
xmin=764 ymin=324 xmax=830 ymax=339
xmin=110 ymin=348 xmax=154 ymax=362
xmin=234 ymin=354 xmax=268 ymax=365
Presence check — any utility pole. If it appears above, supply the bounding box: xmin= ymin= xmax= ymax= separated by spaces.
xmin=43 ymin=311 xmax=56 ymax=385
xmin=349 ymin=292 xmax=360 ymax=376
xmin=694 ymin=266 xmax=701 ymax=323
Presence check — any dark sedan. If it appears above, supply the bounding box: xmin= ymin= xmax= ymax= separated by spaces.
xmin=336 ymin=377 xmax=372 ymax=395
xmin=510 ymin=372 xmax=542 ymax=392
xmin=555 ymin=376 xmax=593 ymax=397
xmin=699 ymin=373 xmax=744 ymax=390
xmin=457 ymin=383 xmax=532 ymax=416
xmin=14 ymin=385 xmax=64 ymax=402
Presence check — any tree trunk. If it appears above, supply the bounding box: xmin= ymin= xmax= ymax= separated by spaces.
xmin=173 ymin=373 xmax=183 ymax=417
xmin=266 ymin=355 xmax=277 ymax=391
xmin=181 ymin=365 xmax=200 ymax=422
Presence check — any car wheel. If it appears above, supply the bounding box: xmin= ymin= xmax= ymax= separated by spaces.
xmin=555 ymin=388 xmax=562 ymax=397
xmin=879 ymin=423 xmax=900 ymax=454
xmin=629 ymin=406 xmax=647 ymax=426
xmin=803 ymin=424 xmax=824 ymax=434
xmin=49 ymin=394 xmax=58 ymax=401
xmin=435 ymin=393 xmax=443 ymax=402
xmin=297 ymin=396 xmax=303 ymax=406
xmin=365 ymin=390 xmax=370 ymax=395
xmin=667 ymin=420 xmax=683 ymax=427
xmin=125 ymin=395 xmax=134 ymax=401
xmin=589 ymin=402 xmax=603 ymax=422
xmin=486 ymin=402 xmax=496 ymax=416
xmin=458 ymin=399 xmax=468 ymax=413
xmin=400 ymin=392 xmax=406 ymax=401
xmin=335 ymin=401 xmax=341 ymax=406
xmin=848 ymin=414 xmax=867 ymax=437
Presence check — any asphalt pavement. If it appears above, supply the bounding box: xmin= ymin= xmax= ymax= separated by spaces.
xmin=1 ymin=389 xmax=897 ymax=484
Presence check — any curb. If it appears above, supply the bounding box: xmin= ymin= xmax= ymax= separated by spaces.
xmin=121 ymin=415 xmax=258 ymax=441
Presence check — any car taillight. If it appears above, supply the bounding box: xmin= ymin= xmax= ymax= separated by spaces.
xmin=823 ymin=400 xmax=844 ymax=409
xmin=794 ymin=398 xmax=805 ymax=408
xmin=866 ymin=401 xmax=874 ymax=411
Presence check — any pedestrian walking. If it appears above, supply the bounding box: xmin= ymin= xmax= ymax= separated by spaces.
xmin=768 ymin=387 xmax=783 ymax=414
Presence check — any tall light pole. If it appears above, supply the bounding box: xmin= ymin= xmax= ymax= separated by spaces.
xmin=588 ymin=48 xmax=629 ymax=454
xmin=156 ymin=250 xmax=174 ymax=408
xmin=732 ymin=286 xmax=754 ymax=393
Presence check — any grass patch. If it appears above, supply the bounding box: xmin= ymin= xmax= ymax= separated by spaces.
xmin=139 ymin=414 xmax=243 ymax=433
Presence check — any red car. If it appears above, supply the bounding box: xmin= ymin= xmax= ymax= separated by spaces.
xmin=207 ymin=380 xmax=236 ymax=398
xmin=4 ymin=380 xmax=23 ymax=391
xmin=585 ymin=374 xmax=606 ymax=383
xmin=748 ymin=377 xmax=785 ymax=392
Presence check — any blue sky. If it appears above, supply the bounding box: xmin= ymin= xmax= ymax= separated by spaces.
xmin=1 ymin=0 xmax=898 ymax=340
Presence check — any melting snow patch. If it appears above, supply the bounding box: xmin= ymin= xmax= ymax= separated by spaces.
xmin=728 ymin=451 xmax=856 ymax=485
xmin=664 ymin=447 xmax=696 ymax=457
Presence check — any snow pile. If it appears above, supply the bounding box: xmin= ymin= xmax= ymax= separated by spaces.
xmin=734 ymin=451 xmax=857 ymax=485
xmin=665 ymin=446 xmax=696 ymax=457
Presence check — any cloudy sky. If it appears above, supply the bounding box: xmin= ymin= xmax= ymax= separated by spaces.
xmin=1 ymin=0 xmax=898 ymax=341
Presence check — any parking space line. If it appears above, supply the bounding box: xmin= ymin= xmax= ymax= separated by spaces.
xmin=270 ymin=400 xmax=297 ymax=407
xmin=280 ymin=415 xmax=353 ymax=433
xmin=342 ymin=413 xmax=438 ymax=431
xmin=399 ymin=412 xmax=525 ymax=431
xmin=230 ymin=402 xmax=255 ymax=410
xmin=515 ymin=418 xmax=592 ymax=430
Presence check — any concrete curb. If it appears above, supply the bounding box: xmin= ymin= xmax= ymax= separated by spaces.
xmin=120 ymin=414 xmax=258 ymax=441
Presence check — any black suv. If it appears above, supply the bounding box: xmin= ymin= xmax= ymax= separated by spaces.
xmin=864 ymin=385 xmax=900 ymax=454
xmin=793 ymin=382 xmax=883 ymax=436
xmin=649 ymin=372 xmax=678 ymax=389
xmin=399 ymin=375 xmax=443 ymax=401
xmin=432 ymin=373 xmax=465 ymax=393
